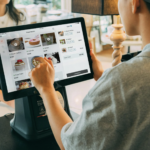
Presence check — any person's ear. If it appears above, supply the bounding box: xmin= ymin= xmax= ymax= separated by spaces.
xmin=132 ymin=0 xmax=140 ymax=14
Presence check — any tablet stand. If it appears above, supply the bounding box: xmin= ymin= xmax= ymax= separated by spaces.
xmin=10 ymin=86 xmax=73 ymax=141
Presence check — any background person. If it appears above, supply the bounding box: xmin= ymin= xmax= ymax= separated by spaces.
xmin=0 ymin=0 xmax=27 ymax=108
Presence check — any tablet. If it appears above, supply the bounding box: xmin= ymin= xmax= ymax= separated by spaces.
xmin=0 ymin=18 xmax=93 ymax=101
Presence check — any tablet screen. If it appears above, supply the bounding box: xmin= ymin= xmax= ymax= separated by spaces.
xmin=0 ymin=22 xmax=91 ymax=93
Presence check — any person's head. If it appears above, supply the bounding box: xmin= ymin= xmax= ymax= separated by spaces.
xmin=118 ymin=0 xmax=150 ymax=36
xmin=0 ymin=0 xmax=25 ymax=25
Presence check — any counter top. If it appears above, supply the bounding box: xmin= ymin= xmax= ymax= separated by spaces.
xmin=0 ymin=114 xmax=60 ymax=150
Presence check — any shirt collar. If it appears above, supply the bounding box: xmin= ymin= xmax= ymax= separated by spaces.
xmin=137 ymin=43 xmax=150 ymax=58
xmin=142 ymin=43 xmax=150 ymax=53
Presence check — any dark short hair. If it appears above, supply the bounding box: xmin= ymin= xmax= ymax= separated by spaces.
xmin=145 ymin=1 xmax=150 ymax=12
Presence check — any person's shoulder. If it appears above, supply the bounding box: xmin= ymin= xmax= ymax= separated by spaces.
xmin=88 ymin=54 xmax=150 ymax=97
xmin=100 ymin=55 xmax=149 ymax=87
xmin=108 ymin=54 xmax=150 ymax=85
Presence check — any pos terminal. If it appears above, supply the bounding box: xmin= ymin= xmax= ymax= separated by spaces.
xmin=0 ymin=18 xmax=93 ymax=141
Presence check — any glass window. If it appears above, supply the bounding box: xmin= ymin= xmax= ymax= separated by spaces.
xmin=51 ymin=0 xmax=61 ymax=10
xmin=100 ymin=16 xmax=112 ymax=33
xmin=15 ymin=0 xmax=61 ymax=10
xmin=15 ymin=0 xmax=33 ymax=5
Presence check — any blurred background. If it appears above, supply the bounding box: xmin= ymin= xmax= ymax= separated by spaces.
xmin=15 ymin=0 xmax=142 ymax=64
xmin=2 ymin=0 xmax=142 ymax=115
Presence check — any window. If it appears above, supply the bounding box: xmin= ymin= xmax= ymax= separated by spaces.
xmin=15 ymin=0 xmax=33 ymax=5
xmin=15 ymin=0 xmax=61 ymax=10
xmin=51 ymin=0 xmax=61 ymax=10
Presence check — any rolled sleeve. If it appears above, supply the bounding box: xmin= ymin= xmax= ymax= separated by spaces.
xmin=61 ymin=123 xmax=73 ymax=149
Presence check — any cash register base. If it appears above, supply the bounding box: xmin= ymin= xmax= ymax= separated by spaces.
xmin=10 ymin=87 xmax=72 ymax=141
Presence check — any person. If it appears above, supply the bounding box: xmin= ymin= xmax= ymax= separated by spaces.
xmin=0 ymin=0 xmax=27 ymax=108
xmin=29 ymin=0 xmax=150 ymax=149
xmin=0 ymin=0 xmax=26 ymax=27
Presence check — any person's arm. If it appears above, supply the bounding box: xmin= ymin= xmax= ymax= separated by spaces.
xmin=0 ymin=90 xmax=15 ymax=108
xmin=41 ymin=87 xmax=72 ymax=150
xmin=29 ymin=49 xmax=104 ymax=149
xmin=29 ymin=57 xmax=72 ymax=150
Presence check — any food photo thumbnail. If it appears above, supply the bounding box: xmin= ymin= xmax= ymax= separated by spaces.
xmin=58 ymin=31 xmax=64 ymax=36
xmin=24 ymin=35 xmax=41 ymax=48
xmin=15 ymin=79 xmax=32 ymax=91
xmin=7 ymin=37 xmax=25 ymax=52
xmin=40 ymin=33 xmax=57 ymax=46
xmin=44 ymin=52 xmax=60 ymax=64
xmin=62 ymin=48 xmax=67 ymax=53
xmin=28 ymin=55 xmax=43 ymax=69
xmin=11 ymin=58 xmax=29 ymax=73
xmin=60 ymin=39 xmax=66 ymax=45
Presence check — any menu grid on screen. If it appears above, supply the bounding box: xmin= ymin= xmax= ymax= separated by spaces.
xmin=0 ymin=22 xmax=91 ymax=93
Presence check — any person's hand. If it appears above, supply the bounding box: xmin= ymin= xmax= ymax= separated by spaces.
xmin=89 ymin=42 xmax=104 ymax=81
xmin=28 ymin=57 xmax=55 ymax=93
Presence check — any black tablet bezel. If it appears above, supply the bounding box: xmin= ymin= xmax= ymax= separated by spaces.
xmin=0 ymin=17 xmax=93 ymax=101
